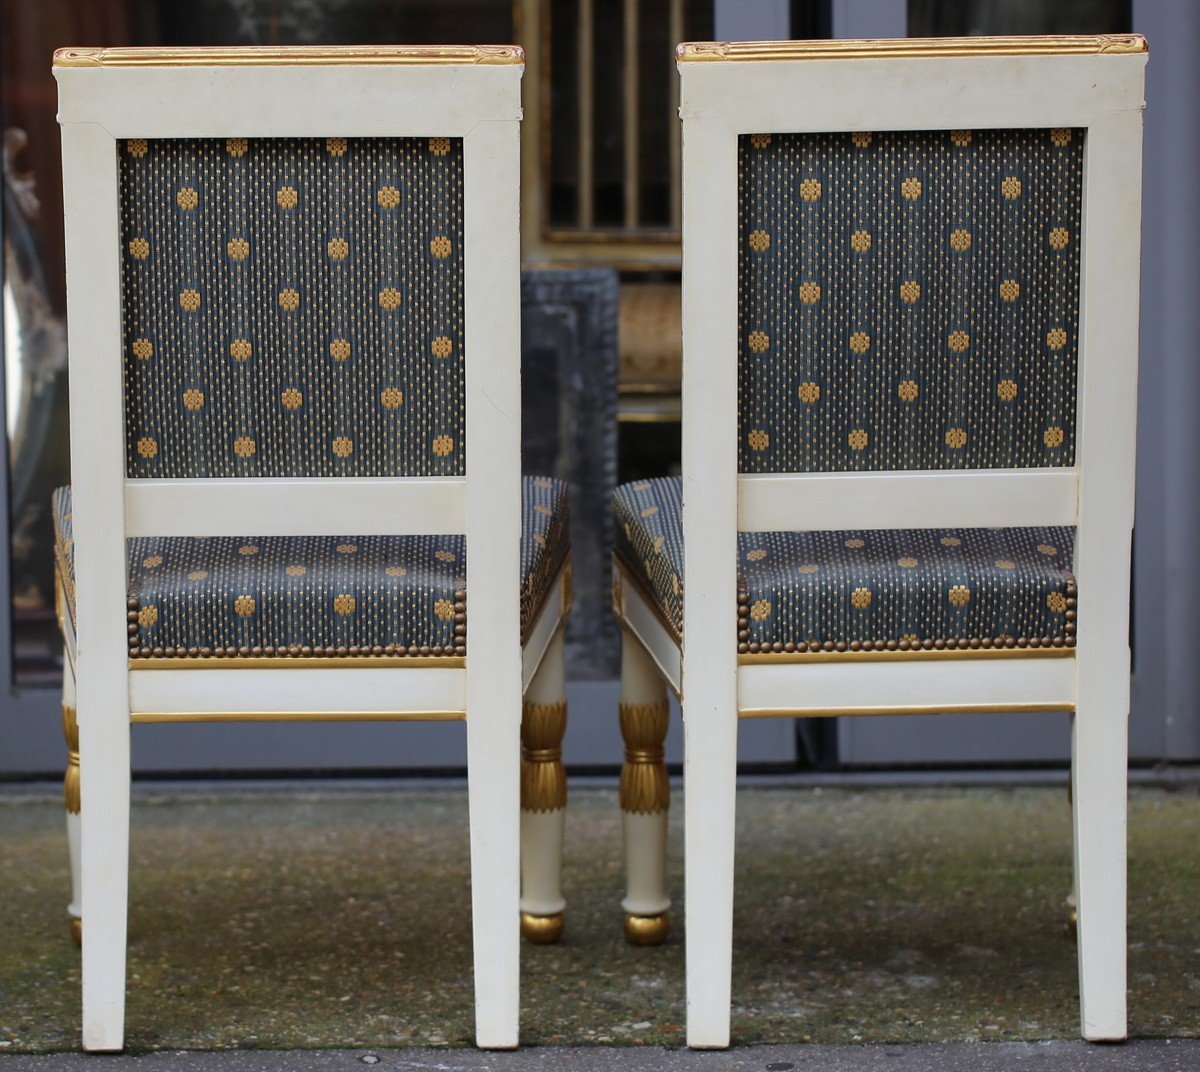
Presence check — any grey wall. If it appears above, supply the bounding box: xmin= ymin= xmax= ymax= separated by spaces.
xmin=830 ymin=0 xmax=907 ymax=39
xmin=714 ymin=0 xmax=789 ymax=41
xmin=1128 ymin=0 xmax=1200 ymax=761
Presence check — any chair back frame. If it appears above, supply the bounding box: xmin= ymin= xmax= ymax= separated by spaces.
xmin=56 ymin=45 xmax=524 ymax=692
xmin=677 ymin=35 xmax=1146 ymax=698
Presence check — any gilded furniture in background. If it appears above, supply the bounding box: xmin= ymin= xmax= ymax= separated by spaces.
xmin=610 ymin=34 xmax=1148 ymax=1047
xmin=53 ymin=44 xmax=570 ymax=1051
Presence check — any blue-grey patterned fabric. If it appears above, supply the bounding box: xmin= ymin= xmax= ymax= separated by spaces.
xmin=54 ymin=478 xmax=569 ymax=659
xmin=739 ymin=128 xmax=1083 ymax=474
xmin=120 ymin=135 xmax=464 ymax=478
xmin=613 ymin=477 xmax=1076 ymax=654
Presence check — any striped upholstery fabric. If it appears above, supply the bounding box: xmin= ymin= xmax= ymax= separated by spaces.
xmin=54 ymin=478 xmax=569 ymax=660
xmin=738 ymin=128 xmax=1083 ymax=474
xmin=120 ymin=135 xmax=464 ymax=479
xmin=613 ymin=477 xmax=1076 ymax=654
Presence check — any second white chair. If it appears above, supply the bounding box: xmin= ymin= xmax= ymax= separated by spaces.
xmin=611 ymin=33 xmax=1147 ymax=1048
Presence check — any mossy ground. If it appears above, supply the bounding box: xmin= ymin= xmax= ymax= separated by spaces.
xmin=1 ymin=785 xmax=1197 ymax=1052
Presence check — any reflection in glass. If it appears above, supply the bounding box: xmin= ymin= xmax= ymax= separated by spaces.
xmin=908 ymin=0 xmax=1130 ymax=36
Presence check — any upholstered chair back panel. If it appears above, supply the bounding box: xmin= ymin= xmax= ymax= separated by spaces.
xmin=738 ymin=128 xmax=1083 ymax=474
xmin=120 ymin=135 xmax=464 ymax=478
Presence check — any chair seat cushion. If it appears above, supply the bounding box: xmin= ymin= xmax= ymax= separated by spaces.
xmin=613 ymin=477 xmax=1076 ymax=655
xmin=53 ymin=477 xmax=569 ymax=661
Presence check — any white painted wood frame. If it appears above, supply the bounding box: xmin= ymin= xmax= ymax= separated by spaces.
xmin=612 ymin=562 xmax=681 ymax=697
xmin=125 ymin=478 xmax=467 ymax=537
xmin=673 ymin=37 xmax=1147 ymax=1049
xmin=54 ymin=45 xmax=532 ymax=1052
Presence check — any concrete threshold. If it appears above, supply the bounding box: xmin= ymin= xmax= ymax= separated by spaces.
xmin=3 ymin=764 xmax=1199 ymax=803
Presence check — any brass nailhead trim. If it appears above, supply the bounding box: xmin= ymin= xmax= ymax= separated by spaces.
xmin=739 ymin=634 xmax=1076 ymax=654
xmin=128 ymin=646 xmax=463 ymax=660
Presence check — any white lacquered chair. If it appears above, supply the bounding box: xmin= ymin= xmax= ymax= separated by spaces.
xmin=610 ymin=34 xmax=1147 ymax=1047
xmin=52 ymin=44 xmax=572 ymax=1051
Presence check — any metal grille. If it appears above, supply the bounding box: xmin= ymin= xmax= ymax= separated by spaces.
xmin=544 ymin=0 xmax=712 ymax=241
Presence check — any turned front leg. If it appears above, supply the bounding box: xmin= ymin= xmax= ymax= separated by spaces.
xmin=619 ymin=629 xmax=670 ymax=945
xmin=520 ymin=628 xmax=568 ymax=943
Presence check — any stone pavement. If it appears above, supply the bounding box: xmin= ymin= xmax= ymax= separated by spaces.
xmin=4 ymin=784 xmax=1198 ymax=1051
xmin=1 ymin=1041 xmax=1198 ymax=1071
